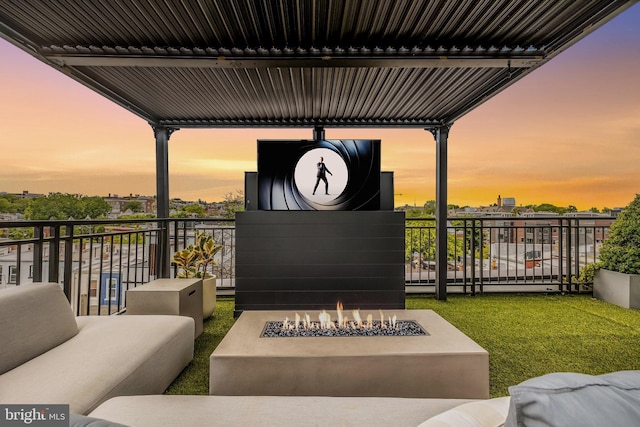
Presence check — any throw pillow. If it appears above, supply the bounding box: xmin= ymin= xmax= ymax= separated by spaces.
xmin=505 ymin=371 xmax=640 ymax=427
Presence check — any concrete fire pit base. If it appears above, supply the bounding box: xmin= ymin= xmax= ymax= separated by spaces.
xmin=210 ymin=310 xmax=489 ymax=399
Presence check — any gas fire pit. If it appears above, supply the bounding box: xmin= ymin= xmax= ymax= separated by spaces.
xmin=210 ymin=309 xmax=489 ymax=399
xmin=262 ymin=303 xmax=428 ymax=338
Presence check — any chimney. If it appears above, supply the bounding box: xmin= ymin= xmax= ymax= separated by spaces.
xmin=497 ymin=195 xmax=502 ymax=207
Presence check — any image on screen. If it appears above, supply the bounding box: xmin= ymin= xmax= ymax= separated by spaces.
xmin=257 ymin=139 xmax=381 ymax=211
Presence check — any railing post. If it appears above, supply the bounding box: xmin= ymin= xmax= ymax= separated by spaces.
xmin=49 ymin=225 xmax=60 ymax=284
xmin=470 ymin=219 xmax=476 ymax=296
xmin=33 ymin=225 xmax=43 ymax=282
xmin=155 ymin=220 xmax=171 ymax=279
xmin=63 ymin=224 xmax=74 ymax=301
xmin=479 ymin=219 xmax=484 ymax=294
xmin=558 ymin=219 xmax=564 ymax=293
xmin=573 ymin=219 xmax=581 ymax=293
xmin=566 ymin=219 xmax=572 ymax=290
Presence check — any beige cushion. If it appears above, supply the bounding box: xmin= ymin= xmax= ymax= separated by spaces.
xmin=0 ymin=315 xmax=194 ymax=414
xmin=90 ymin=395 xmax=478 ymax=427
xmin=419 ymin=397 xmax=510 ymax=427
xmin=0 ymin=283 xmax=78 ymax=374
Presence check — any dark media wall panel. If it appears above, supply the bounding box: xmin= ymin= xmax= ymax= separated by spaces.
xmin=235 ymin=211 xmax=405 ymax=315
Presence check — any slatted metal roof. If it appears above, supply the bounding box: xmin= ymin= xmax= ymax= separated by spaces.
xmin=0 ymin=0 xmax=636 ymax=128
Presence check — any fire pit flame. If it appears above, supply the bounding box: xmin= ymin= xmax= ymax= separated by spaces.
xmin=282 ymin=302 xmax=399 ymax=331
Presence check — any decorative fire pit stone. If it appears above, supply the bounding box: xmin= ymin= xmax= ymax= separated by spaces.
xmin=261 ymin=320 xmax=427 ymax=337
xmin=210 ymin=310 xmax=489 ymax=399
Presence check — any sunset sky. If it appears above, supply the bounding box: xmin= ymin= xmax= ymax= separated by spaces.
xmin=1 ymin=4 xmax=639 ymax=211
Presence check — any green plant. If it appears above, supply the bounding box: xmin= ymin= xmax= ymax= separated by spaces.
xmin=599 ymin=194 xmax=640 ymax=275
xmin=172 ymin=231 xmax=223 ymax=279
xmin=574 ymin=261 xmax=604 ymax=288
xmin=172 ymin=246 xmax=198 ymax=278
xmin=193 ymin=231 xmax=223 ymax=278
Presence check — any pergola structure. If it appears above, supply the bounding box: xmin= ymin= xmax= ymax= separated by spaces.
xmin=1 ymin=0 xmax=636 ymax=299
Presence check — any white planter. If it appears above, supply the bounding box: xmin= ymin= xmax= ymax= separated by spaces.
xmin=202 ymin=276 xmax=217 ymax=319
xmin=593 ymin=269 xmax=640 ymax=309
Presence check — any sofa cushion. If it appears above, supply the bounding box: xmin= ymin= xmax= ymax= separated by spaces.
xmin=418 ymin=397 xmax=509 ymax=427
xmin=505 ymin=371 xmax=640 ymax=427
xmin=0 ymin=283 xmax=78 ymax=375
xmin=89 ymin=395 xmax=478 ymax=427
xmin=0 ymin=315 xmax=194 ymax=414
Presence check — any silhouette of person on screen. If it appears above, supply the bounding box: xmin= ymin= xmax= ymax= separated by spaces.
xmin=312 ymin=157 xmax=332 ymax=195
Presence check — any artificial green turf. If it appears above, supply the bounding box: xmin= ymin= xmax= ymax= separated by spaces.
xmin=407 ymin=294 xmax=640 ymax=397
xmin=164 ymin=297 xmax=236 ymax=395
xmin=166 ymin=294 xmax=640 ymax=397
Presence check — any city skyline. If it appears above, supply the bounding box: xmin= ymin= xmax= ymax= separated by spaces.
xmin=1 ymin=5 xmax=639 ymax=211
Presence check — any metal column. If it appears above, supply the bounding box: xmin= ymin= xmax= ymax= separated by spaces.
xmin=313 ymin=125 xmax=325 ymax=140
xmin=429 ymin=125 xmax=451 ymax=301
xmin=152 ymin=124 xmax=177 ymax=278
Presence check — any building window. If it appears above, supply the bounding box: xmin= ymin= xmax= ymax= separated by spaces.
xmin=9 ymin=266 xmax=17 ymax=284
xmin=109 ymin=278 xmax=118 ymax=301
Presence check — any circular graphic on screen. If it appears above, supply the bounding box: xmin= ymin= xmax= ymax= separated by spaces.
xmin=294 ymin=148 xmax=348 ymax=202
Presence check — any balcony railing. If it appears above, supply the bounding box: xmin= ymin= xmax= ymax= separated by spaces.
xmin=404 ymin=216 xmax=612 ymax=294
xmin=0 ymin=215 xmax=613 ymax=314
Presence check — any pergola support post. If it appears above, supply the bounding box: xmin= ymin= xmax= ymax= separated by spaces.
xmin=429 ymin=125 xmax=451 ymax=301
xmin=313 ymin=125 xmax=325 ymax=140
xmin=152 ymin=124 xmax=177 ymax=278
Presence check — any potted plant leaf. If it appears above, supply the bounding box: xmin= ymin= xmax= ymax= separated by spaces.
xmin=593 ymin=194 xmax=640 ymax=308
xmin=172 ymin=231 xmax=222 ymax=319
xmin=172 ymin=246 xmax=198 ymax=278
xmin=193 ymin=231 xmax=223 ymax=319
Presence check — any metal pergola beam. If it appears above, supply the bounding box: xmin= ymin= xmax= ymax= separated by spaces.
xmin=45 ymin=54 xmax=543 ymax=69
xmin=159 ymin=119 xmax=448 ymax=129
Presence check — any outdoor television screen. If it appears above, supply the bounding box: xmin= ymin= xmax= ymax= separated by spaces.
xmin=257 ymin=139 xmax=381 ymax=211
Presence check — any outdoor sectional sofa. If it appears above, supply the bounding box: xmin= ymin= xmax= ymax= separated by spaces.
xmin=0 ymin=282 xmax=194 ymax=414
xmin=4 ymin=283 xmax=640 ymax=426
xmin=83 ymin=369 xmax=640 ymax=427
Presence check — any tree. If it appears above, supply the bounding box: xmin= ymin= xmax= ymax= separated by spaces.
xmin=221 ymin=190 xmax=244 ymax=219
xmin=533 ymin=203 xmax=565 ymax=214
xmin=175 ymin=204 xmax=207 ymax=218
xmin=24 ymin=193 xmax=111 ymax=220
xmin=602 ymin=207 xmax=612 ymax=214
xmin=82 ymin=196 xmax=112 ymax=218
xmin=0 ymin=198 xmax=14 ymax=213
xmin=122 ymin=201 xmax=144 ymax=213
xmin=0 ymin=194 xmax=30 ymax=214
xmin=450 ymin=218 xmax=489 ymax=259
xmin=423 ymin=200 xmax=436 ymax=216
xmin=598 ymin=194 xmax=640 ymax=274
xmin=589 ymin=207 xmax=600 ymax=213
